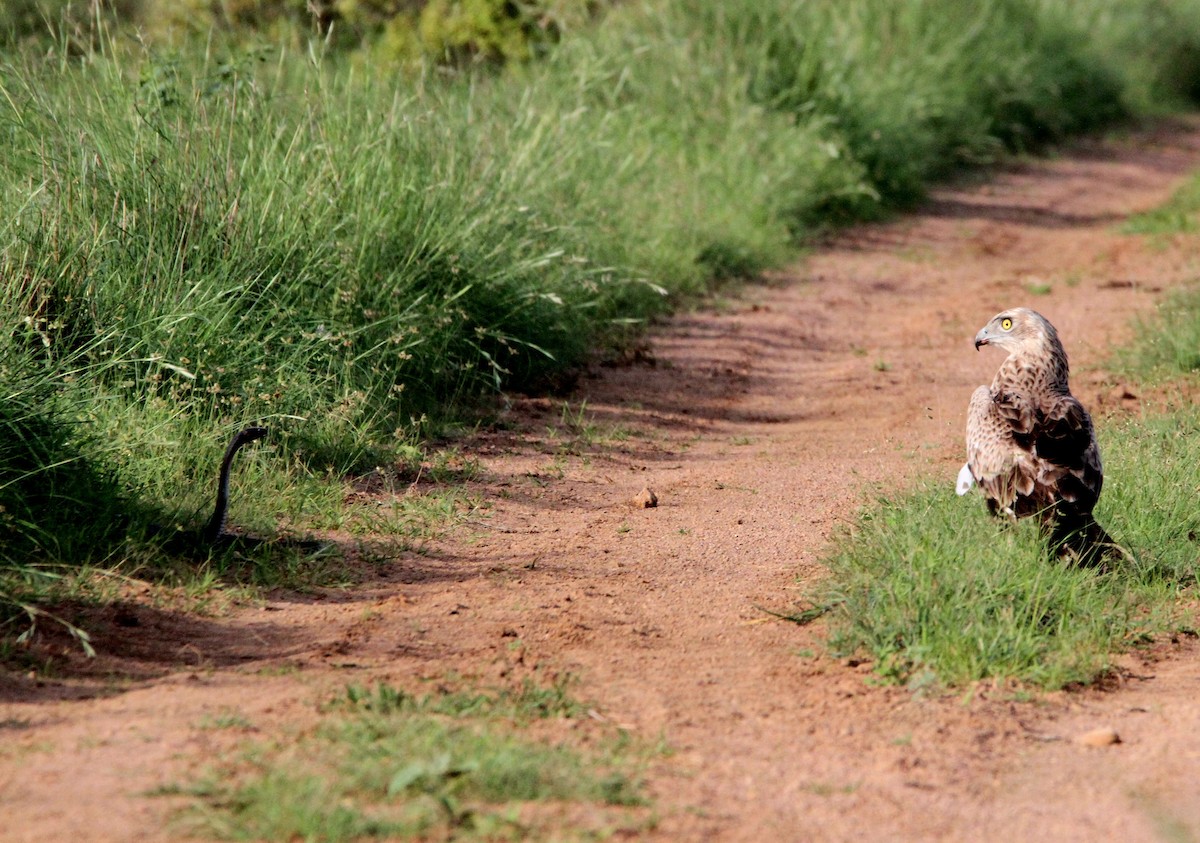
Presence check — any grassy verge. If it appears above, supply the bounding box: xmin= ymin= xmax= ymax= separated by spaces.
xmin=1116 ymin=285 xmax=1200 ymax=378
xmin=5 ymin=0 xmax=1200 ymax=627
xmin=1122 ymin=171 xmax=1200 ymax=239
xmin=806 ymin=190 xmax=1200 ymax=688
xmin=169 ymin=678 xmax=654 ymax=841
xmin=807 ymin=410 xmax=1200 ymax=690
xmin=1115 ymin=170 xmax=1200 ymax=378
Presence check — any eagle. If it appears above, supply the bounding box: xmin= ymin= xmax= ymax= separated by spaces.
xmin=957 ymin=308 xmax=1110 ymax=561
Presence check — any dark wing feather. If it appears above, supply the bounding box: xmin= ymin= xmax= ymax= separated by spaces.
xmin=1033 ymin=394 xmax=1103 ymax=513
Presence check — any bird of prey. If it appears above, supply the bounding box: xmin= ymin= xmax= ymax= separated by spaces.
xmin=957 ymin=308 xmax=1110 ymax=561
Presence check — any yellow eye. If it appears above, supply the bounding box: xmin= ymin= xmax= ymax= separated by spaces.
xmin=1000 ymin=317 xmax=1013 ymax=330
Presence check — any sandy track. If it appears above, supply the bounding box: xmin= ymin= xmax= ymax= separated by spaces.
xmin=4 ymin=120 xmax=1200 ymax=841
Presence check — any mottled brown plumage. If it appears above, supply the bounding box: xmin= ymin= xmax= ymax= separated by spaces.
xmin=960 ymin=308 xmax=1109 ymax=561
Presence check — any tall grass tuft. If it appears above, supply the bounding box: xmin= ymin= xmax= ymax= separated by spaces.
xmin=0 ymin=363 xmax=126 ymax=563
xmin=812 ymin=413 xmax=1200 ymax=690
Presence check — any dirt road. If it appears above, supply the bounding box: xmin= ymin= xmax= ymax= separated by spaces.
xmin=5 ymin=120 xmax=1200 ymax=842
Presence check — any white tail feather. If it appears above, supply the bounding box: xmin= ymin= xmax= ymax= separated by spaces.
xmin=956 ymin=463 xmax=975 ymax=496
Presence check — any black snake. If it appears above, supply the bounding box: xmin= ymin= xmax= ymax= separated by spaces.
xmin=201 ymin=425 xmax=269 ymax=545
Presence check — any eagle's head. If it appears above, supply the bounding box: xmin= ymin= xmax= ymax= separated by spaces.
xmin=973 ymin=308 xmax=1059 ymax=353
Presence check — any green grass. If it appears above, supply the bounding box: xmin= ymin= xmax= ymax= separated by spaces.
xmin=807 ymin=398 xmax=1200 ymax=691
xmin=1123 ymin=169 xmax=1200 ymax=236
xmin=1114 ymin=172 xmax=1200 ymax=379
xmin=1114 ymin=284 xmax=1200 ymax=382
xmin=809 ymin=491 xmax=1131 ymax=690
xmin=6 ymin=0 xmax=1200 ymax=626
xmin=174 ymin=678 xmax=653 ymax=842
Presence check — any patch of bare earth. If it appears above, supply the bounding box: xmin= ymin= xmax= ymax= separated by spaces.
xmin=6 ymin=120 xmax=1200 ymax=842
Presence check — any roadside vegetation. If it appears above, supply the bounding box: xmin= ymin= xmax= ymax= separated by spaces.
xmin=5 ymin=0 xmax=1200 ymax=637
xmin=1118 ymin=172 xmax=1200 ymax=376
xmin=168 ymin=678 xmax=653 ymax=841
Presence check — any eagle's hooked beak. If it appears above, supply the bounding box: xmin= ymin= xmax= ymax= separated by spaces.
xmin=974 ymin=327 xmax=990 ymax=350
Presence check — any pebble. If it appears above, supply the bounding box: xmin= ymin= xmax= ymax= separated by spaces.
xmin=634 ymin=487 xmax=658 ymax=508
